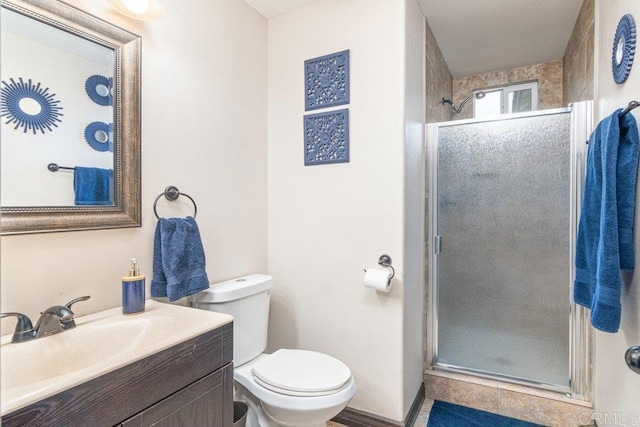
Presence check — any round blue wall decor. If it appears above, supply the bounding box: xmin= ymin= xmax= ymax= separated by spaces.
xmin=85 ymin=75 xmax=113 ymax=106
xmin=612 ymin=14 xmax=636 ymax=84
xmin=0 ymin=77 xmax=63 ymax=134
xmin=84 ymin=121 xmax=113 ymax=152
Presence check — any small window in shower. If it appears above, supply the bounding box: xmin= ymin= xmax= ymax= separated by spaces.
xmin=474 ymin=82 xmax=538 ymax=118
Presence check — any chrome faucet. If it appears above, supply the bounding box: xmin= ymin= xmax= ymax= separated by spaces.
xmin=0 ymin=312 xmax=36 ymax=343
xmin=1 ymin=296 xmax=90 ymax=343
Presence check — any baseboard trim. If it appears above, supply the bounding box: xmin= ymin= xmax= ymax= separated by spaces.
xmin=332 ymin=383 xmax=425 ymax=427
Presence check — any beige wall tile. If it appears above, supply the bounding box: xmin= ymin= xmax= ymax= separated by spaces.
xmin=424 ymin=375 xmax=498 ymax=413
xmin=498 ymin=389 xmax=594 ymax=426
xmin=425 ymin=369 xmax=500 ymax=388
xmin=563 ymin=0 xmax=595 ymax=105
xmin=452 ymin=61 xmax=562 ymax=120
xmin=571 ymin=41 xmax=587 ymax=102
xmin=585 ymin=22 xmax=594 ymax=89
xmin=573 ymin=0 xmax=595 ymax=47
xmin=539 ymin=61 xmax=564 ymax=109
xmin=425 ymin=19 xmax=452 ymax=123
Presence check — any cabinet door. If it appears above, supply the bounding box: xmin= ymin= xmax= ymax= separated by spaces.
xmin=122 ymin=363 xmax=233 ymax=427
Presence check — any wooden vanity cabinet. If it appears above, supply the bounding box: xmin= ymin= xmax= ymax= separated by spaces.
xmin=120 ymin=364 xmax=233 ymax=427
xmin=1 ymin=323 xmax=233 ymax=427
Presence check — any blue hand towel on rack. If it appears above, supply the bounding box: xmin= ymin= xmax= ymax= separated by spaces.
xmin=574 ymin=109 xmax=639 ymax=333
xmin=151 ymin=216 xmax=210 ymax=302
xmin=74 ymin=167 xmax=112 ymax=205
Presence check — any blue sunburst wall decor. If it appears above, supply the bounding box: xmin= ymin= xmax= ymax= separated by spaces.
xmin=0 ymin=77 xmax=63 ymax=134
xmin=612 ymin=14 xmax=636 ymax=84
xmin=85 ymin=74 xmax=113 ymax=106
xmin=84 ymin=121 xmax=114 ymax=152
xmin=303 ymin=108 xmax=349 ymax=166
xmin=305 ymin=50 xmax=350 ymax=111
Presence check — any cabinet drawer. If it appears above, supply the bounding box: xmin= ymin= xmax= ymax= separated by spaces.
xmin=122 ymin=363 xmax=233 ymax=427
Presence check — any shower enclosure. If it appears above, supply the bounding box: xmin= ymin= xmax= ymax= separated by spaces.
xmin=426 ymin=103 xmax=593 ymax=399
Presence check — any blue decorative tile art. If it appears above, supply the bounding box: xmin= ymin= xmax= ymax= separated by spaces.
xmin=303 ymin=108 xmax=349 ymax=166
xmin=305 ymin=50 xmax=350 ymax=111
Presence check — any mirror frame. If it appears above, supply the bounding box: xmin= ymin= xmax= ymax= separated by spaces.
xmin=1 ymin=0 xmax=141 ymax=234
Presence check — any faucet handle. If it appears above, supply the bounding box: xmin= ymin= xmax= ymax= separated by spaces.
xmin=0 ymin=312 xmax=36 ymax=343
xmin=60 ymin=296 xmax=90 ymax=330
xmin=65 ymin=295 xmax=90 ymax=311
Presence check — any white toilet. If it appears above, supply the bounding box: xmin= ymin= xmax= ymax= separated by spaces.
xmin=189 ymin=274 xmax=356 ymax=427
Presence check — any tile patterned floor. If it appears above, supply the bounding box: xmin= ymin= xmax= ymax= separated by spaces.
xmin=327 ymin=398 xmax=435 ymax=427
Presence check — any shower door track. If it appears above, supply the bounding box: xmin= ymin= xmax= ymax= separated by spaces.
xmin=425 ymin=104 xmax=594 ymax=402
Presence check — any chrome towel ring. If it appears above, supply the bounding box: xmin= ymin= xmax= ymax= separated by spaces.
xmin=153 ymin=186 xmax=197 ymax=219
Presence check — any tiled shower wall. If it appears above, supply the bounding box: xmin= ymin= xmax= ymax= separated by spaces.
xmin=423 ymin=1 xmax=596 ymax=425
xmin=451 ymin=60 xmax=564 ymax=120
xmin=563 ymin=0 xmax=595 ymax=105
xmin=425 ymin=19 xmax=452 ymax=124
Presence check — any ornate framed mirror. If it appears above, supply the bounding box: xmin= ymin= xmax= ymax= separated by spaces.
xmin=1 ymin=0 xmax=141 ymax=234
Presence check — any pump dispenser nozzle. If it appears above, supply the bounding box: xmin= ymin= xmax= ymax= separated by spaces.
xmin=128 ymin=258 xmax=139 ymax=276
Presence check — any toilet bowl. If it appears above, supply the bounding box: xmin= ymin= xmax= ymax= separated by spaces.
xmin=189 ymin=274 xmax=356 ymax=426
xmin=235 ymin=352 xmax=356 ymax=426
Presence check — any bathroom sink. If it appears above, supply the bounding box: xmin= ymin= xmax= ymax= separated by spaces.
xmin=0 ymin=300 xmax=233 ymax=416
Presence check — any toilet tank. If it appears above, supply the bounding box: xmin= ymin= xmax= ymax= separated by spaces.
xmin=189 ymin=274 xmax=273 ymax=366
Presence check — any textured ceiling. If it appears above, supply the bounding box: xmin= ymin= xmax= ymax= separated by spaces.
xmin=244 ymin=0 xmax=585 ymax=77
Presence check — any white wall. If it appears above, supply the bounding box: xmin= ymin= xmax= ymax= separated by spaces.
xmin=1 ymin=0 xmax=268 ymax=334
xmin=267 ymin=0 xmax=423 ymax=421
xmin=595 ymin=1 xmax=640 ymax=424
xmin=403 ymin=0 xmax=426 ymax=419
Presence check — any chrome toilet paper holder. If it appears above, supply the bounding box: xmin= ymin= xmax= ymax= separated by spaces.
xmin=376 ymin=254 xmax=395 ymax=279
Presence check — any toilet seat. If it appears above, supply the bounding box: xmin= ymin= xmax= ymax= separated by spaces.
xmin=251 ymin=349 xmax=351 ymax=397
xmin=253 ymin=375 xmax=353 ymax=397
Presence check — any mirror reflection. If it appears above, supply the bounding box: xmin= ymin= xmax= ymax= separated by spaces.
xmin=616 ymin=36 xmax=625 ymax=66
xmin=1 ymin=0 xmax=141 ymax=235
xmin=1 ymin=7 xmax=115 ymax=207
xmin=96 ymin=85 xmax=109 ymax=97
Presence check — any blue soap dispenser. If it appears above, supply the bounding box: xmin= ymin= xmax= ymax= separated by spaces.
xmin=122 ymin=258 xmax=145 ymax=314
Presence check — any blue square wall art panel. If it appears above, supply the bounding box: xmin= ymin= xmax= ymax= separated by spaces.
xmin=305 ymin=50 xmax=350 ymax=111
xmin=304 ymin=109 xmax=349 ymax=166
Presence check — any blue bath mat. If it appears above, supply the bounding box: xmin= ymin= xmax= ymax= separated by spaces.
xmin=427 ymin=401 xmax=543 ymax=427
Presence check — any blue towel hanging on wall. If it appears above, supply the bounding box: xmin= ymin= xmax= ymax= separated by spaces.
xmin=574 ymin=109 xmax=640 ymax=333
xmin=73 ymin=166 xmax=112 ymax=205
xmin=151 ymin=216 xmax=210 ymax=302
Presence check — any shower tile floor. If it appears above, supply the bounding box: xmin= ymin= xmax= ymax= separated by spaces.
xmin=327 ymin=398 xmax=435 ymax=426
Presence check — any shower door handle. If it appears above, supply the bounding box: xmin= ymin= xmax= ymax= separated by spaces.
xmin=625 ymin=346 xmax=640 ymax=374
xmin=434 ymin=236 xmax=442 ymax=255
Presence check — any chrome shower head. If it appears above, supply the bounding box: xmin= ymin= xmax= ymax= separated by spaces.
xmin=442 ymin=91 xmax=486 ymax=119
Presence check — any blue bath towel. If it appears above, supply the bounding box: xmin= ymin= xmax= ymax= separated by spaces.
xmin=574 ymin=109 xmax=639 ymax=333
xmin=151 ymin=216 xmax=210 ymax=302
xmin=73 ymin=167 xmax=112 ymax=205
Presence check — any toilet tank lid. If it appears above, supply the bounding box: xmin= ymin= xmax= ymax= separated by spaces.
xmin=189 ymin=274 xmax=273 ymax=303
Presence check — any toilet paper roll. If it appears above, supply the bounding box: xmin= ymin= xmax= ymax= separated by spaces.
xmin=364 ymin=268 xmax=392 ymax=292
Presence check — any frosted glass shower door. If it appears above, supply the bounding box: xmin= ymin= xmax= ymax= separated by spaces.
xmin=433 ymin=111 xmax=572 ymax=387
